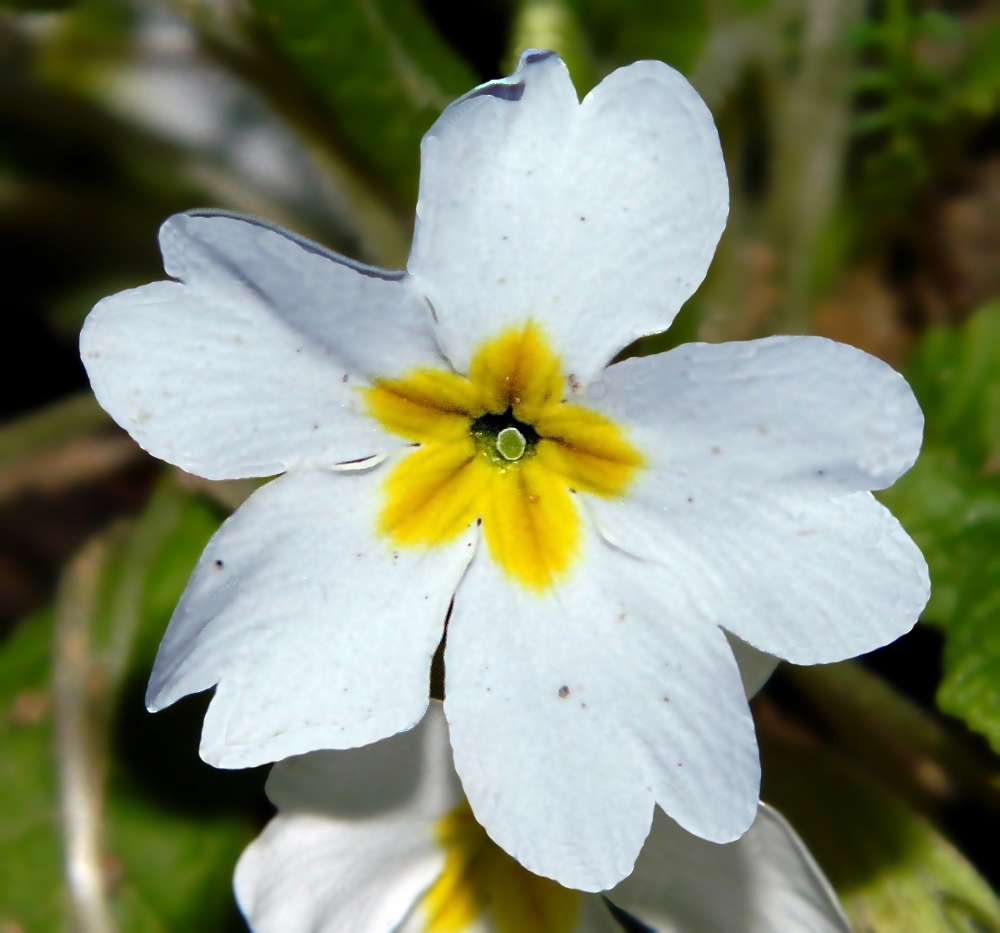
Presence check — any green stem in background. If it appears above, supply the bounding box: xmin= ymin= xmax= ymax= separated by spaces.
xmin=173 ymin=467 xmax=261 ymax=512
xmin=782 ymin=659 xmax=1000 ymax=813
xmin=690 ymin=1 xmax=774 ymax=110
xmin=98 ymin=481 xmax=189 ymax=700
xmin=0 ymin=392 xmax=143 ymax=507
xmin=766 ymin=0 xmax=864 ymax=335
xmin=693 ymin=0 xmax=864 ymax=341
xmin=54 ymin=534 xmax=118 ymax=933
xmin=0 ymin=392 xmax=111 ymax=464
xmin=506 ymin=0 xmax=598 ymax=94
xmin=53 ymin=480 xmax=192 ymax=933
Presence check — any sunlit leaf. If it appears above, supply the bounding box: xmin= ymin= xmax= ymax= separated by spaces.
xmin=106 ymin=784 xmax=254 ymax=933
xmin=880 ymin=301 xmax=1000 ymax=754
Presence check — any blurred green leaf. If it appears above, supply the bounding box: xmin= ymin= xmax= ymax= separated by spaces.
xmin=0 ymin=609 xmax=64 ymax=933
xmin=0 ymin=392 xmax=111 ymax=466
xmin=127 ymin=487 xmax=227 ymax=676
xmin=880 ymin=301 xmax=1000 ymax=754
xmin=0 ymin=483 xmax=260 ymax=932
xmin=917 ymin=10 xmax=963 ymax=44
xmin=761 ymin=738 xmax=1000 ymax=931
xmin=250 ymin=0 xmax=478 ymax=205
xmin=32 ymin=0 xmax=135 ymax=91
xmin=845 ymin=0 xmax=963 ymax=228
xmin=615 ymin=297 xmax=703 ymax=362
xmin=569 ymin=0 xmax=708 ymax=76
xmin=782 ymin=661 xmax=1000 ymax=814
xmin=0 ymin=0 xmax=76 ymax=10
xmin=958 ymin=20 xmax=1000 ymax=115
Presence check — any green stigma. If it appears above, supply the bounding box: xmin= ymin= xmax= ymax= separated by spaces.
xmin=496 ymin=426 xmax=527 ymax=461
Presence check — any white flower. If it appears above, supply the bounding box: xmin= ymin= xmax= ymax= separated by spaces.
xmin=234 ymin=702 xmax=850 ymax=933
xmin=80 ymin=50 xmax=929 ymax=890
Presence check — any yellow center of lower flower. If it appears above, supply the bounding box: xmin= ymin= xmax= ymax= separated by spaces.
xmin=364 ymin=322 xmax=643 ymax=591
xmin=421 ymin=802 xmax=579 ymax=933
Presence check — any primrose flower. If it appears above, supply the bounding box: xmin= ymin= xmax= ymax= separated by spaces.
xmin=80 ymin=50 xmax=929 ymax=890
xmin=234 ymin=702 xmax=850 ymax=933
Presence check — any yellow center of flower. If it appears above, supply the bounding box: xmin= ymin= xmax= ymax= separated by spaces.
xmin=365 ymin=322 xmax=644 ymax=591
xmin=422 ymin=802 xmax=579 ymax=933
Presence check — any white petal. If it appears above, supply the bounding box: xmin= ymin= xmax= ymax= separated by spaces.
xmin=237 ymin=815 xmax=437 ymax=933
xmin=445 ymin=527 xmax=759 ymax=892
xmin=586 ymin=336 xmax=923 ymax=494
xmin=590 ymin=479 xmax=929 ymax=665
xmin=409 ymin=52 xmax=727 ymax=382
xmin=235 ymin=704 xmax=459 ymax=933
xmin=147 ymin=467 xmax=476 ymax=767
xmin=82 ymin=211 xmax=445 ymax=480
xmin=606 ymin=803 xmax=849 ymax=932
xmin=263 ymin=703 xmax=461 ymax=819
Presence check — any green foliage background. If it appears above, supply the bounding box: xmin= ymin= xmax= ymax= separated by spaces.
xmin=3 ymin=0 xmax=1000 ymax=930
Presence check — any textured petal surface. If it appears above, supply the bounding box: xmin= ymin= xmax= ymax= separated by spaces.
xmin=147 ymin=467 xmax=475 ymax=767
xmin=82 ymin=211 xmax=445 ymax=479
xmin=581 ymin=335 xmax=927 ymax=665
xmin=585 ymin=336 xmax=923 ymax=495
xmin=607 ymin=803 xmax=849 ymax=932
xmin=235 ymin=705 xmax=460 ymax=933
xmin=590 ymin=470 xmax=929 ymax=665
xmin=445 ymin=526 xmax=758 ymax=892
xmin=409 ymin=52 xmax=727 ymax=382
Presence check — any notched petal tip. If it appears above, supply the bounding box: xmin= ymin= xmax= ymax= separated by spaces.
xmin=412 ymin=46 xmax=728 ymax=382
xmin=520 ymin=48 xmax=559 ymax=66
xmin=439 ymin=48 xmax=574 ymax=116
